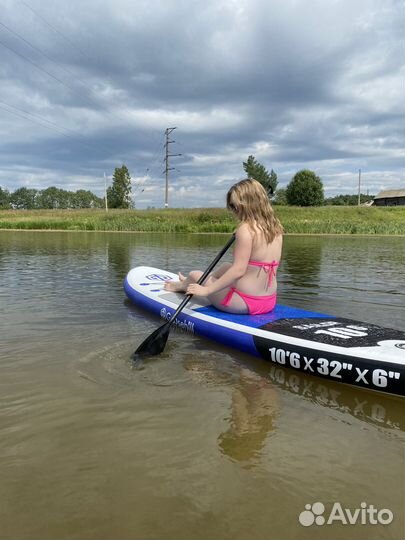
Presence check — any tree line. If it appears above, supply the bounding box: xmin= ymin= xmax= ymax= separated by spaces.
xmin=0 ymin=160 xmax=374 ymax=210
xmin=0 ymin=166 xmax=132 ymax=210
xmin=0 ymin=186 xmax=104 ymax=210
xmin=243 ymin=155 xmax=374 ymax=206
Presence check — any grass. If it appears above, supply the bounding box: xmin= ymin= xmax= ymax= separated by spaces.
xmin=0 ymin=206 xmax=405 ymax=234
xmin=276 ymin=206 xmax=405 ymax=235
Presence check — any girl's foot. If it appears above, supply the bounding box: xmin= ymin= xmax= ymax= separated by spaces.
xmin=178 ymin=272 xmax=186 ymax=282
xmin=164 ymin=280 xmax=185 ymax=292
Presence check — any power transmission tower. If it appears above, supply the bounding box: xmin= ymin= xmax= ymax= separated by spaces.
xmin=163 ymin=127 xmax=181 ymax=208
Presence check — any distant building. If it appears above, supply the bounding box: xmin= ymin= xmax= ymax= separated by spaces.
xmin=373 ymin=189 xmax=405 ymax=206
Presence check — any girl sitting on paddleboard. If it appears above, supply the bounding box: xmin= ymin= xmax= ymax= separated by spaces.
xmin=164 ymin=178 xmax=283 ymax=315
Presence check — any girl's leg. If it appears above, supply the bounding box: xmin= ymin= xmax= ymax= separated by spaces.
xmin=211 ymin=262 xmax=232 ymax=279
xmin=165 ymin=271 xmax=248 ymax=313
xmin=204 ymin=276 xmax=249 ymax=314
xmin=209 ymin=290 xmax=249 ymax=314
xmin=164 ymin=270 xmax=203 ymax=292
xmin=166 ymin=263 xmax=231 ymax=292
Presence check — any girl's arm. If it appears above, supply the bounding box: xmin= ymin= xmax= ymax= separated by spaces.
xmin=187 ymin=224 xmax=253 ymax=296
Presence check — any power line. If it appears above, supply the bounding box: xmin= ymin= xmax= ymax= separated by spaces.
xmin=15 ymin=1 xmax=138 ymax=127
xmin=0 ymin=99 xmax=74 ymax=135
xmin=0 ymin=34 xmax=129 ymax=164
xmin=14 ymin=1 xmax=135 ymax=131
xmin=17 ymin=0 xmax=168 ymax=154
xmin=0 ymin=19 xmax=98 ymax=96
xmin=0 ymin=102 xmax=83 ymax=141
xmin=143 ymin=137 xmax=165 ymax=178
xmin=0 ymin=99 xmax=113 ymax=155
xmin=0 ymin=34 xmax=124 ymax=124
xmin=3 ymin=2 xmax=169 ymax=176
xmin=0 ymin=36 xmax=69 ymax=88
xmin=0 ymin=102 xmax=117 ymax=159
xmin=20 ymin=0 xmax=92 ymax=63
xmin=0 ymin=22 xmax=165 ymax=169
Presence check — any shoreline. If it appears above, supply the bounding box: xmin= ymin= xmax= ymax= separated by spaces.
xmin=1 ymin=207 xmax=404 ymax=235
xmin=1 ymin=228 xmax=405 ymax=237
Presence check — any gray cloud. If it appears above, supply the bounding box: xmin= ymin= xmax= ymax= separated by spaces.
xmin=0 ymin=0 xmax=403 ymax=207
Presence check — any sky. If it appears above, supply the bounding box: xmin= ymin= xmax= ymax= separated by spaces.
xmin=0 ymin=0 xmax=404 ymax=208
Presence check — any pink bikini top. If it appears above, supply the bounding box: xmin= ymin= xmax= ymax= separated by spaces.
xmin=248 ymin=260 xmax=279 ymax=287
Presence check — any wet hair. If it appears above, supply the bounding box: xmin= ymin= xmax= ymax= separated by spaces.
xmin=226 ymin=178 xmax=283 ymax=243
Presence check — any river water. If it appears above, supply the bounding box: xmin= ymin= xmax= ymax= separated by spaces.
xmin=0 ymin=231 xmax=404 ymax=540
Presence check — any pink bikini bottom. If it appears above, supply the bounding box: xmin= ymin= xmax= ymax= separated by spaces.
xmin=221 ymin=288 xmax=277 ymax=315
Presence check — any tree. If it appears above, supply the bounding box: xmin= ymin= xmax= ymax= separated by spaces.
xmin=107 ymin=165 xmax=132 ymax=209
xmin=324 ymin=193 xmax=374 ymax=206
xmin=273 ymin=188 xmax=287 ymax=205
xmin=286 ymin=169 xmax=324 ymax=206
xmin=73 ymin=190 xmax=104 ymax=208
xmin=37 ymin=186 xmax=62 ymax=209
xmin=10 ymin=187 xmax=39 ymax=209
xmin=0 ymin=187 xmax=11 ymax=209
xmin=243 ymin=155 xmax=277 ymax=195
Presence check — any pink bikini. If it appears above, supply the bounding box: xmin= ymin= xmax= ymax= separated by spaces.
xmin=221 ymin=260 xmax=279 ymax=315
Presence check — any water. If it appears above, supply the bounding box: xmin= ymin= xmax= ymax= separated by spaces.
xmin=0 ymin=231 xmax=404 ymax=540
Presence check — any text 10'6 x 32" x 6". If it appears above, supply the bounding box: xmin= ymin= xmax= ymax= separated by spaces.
xmin=256 ymin=344 xmax=403 ymax=392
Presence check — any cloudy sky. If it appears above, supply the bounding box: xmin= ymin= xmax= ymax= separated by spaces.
xmin=0 ymin=0 xmax=404 ymax=208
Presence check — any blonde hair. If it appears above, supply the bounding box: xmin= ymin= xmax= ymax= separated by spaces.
xmin=226 ymin=178 xmax=284 ymax=243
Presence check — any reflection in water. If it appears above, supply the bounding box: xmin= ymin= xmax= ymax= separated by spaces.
xmin=218 ymin=370 xmax=278 ymax=464
xmin=265 ymin=363 xmax=405 ymax=433
xmin=106 ymin=240 xmax=130 ymax=281
xmin=183 ymin=354 xmax=278 ymax=465
xmin=281 ymin=236 xmax=322 ymax=292
xmin=184 ymin=339 xmax=404 ymax=460
xmin=0 ymin=231 xmax=227 ymax=296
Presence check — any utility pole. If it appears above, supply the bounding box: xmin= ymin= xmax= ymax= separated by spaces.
xmin=104 ymin=172 xmax=108 ymax=212
xmin=358 ymin=169 xmax=361 ymax=206
xmin=163 ymin=127 xmax=181 ymax=208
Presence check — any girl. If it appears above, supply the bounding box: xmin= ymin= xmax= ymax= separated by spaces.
xmin=164 ymin=178 xmax=283 ymax=315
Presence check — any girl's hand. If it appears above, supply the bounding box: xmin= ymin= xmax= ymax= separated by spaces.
xmin=186 ymin=283 xmax=209 ymax=297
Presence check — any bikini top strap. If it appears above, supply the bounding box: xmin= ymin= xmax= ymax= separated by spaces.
xmin=249 ymin=260 xmax=279 ymax=286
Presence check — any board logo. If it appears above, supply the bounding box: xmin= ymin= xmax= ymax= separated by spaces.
xmin=313 ymin=324 xmax=368 ymax=340
xmin=395 ymin=343 xmax=405 ymax=350
xmin=159 ymin=308 xmax=195 ymax=334
xmin=259 ymin=317 xmax=405 ymax=349
xmin=292 ymin=321 xmax=369 ymax=339
xmin=145 ymin=273 xmax=172 ymax=281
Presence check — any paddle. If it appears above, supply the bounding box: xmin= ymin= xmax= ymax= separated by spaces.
xmin=132 ymin=233 xmax=236 ymax=361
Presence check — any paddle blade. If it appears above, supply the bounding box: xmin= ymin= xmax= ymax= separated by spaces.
xmin=132 ymin=322 xmax=171 ymax=361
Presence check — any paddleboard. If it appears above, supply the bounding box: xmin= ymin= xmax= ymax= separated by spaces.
xmin=124 ymin=266 xmax=405 ymax=397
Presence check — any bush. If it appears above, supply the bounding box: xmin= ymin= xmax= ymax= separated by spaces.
xmin=286 ymin=170 xmax=324 ymax=206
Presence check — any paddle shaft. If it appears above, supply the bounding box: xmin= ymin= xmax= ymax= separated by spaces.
xmin=132 ymin=233 xmax=236 ymax=359
xmin=167 ymin=233 xmax=236 ymax=326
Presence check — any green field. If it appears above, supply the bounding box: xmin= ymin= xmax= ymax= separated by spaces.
xmin=0 ymin=206 xmax=405 ymax=234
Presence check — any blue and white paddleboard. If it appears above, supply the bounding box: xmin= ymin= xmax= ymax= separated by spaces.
xmin=124 ymin=266 xmax=405 ymax=397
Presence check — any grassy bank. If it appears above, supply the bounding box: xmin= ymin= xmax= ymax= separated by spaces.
xmin=0 ymin=206 xmax=405 ymax=234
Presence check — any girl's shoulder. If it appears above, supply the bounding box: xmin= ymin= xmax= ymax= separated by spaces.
xmin=236 ymin=222 xmax=254 ymax=238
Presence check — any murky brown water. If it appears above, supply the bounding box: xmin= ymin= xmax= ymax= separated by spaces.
xmin=0 ymin=231 xmax=404 ymax=540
